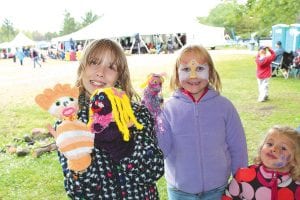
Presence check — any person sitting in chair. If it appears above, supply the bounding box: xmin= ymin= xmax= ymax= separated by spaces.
xmin=272 ymin=41 xmax=285 ymax=76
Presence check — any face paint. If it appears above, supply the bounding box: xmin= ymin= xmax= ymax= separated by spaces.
xmin=178 ymin=59 xmax=209 ymax=81
xmin=272 ymin=154 xmax=290 ymax=168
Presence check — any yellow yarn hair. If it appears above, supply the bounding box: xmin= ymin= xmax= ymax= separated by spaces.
xmin=140 ymin=73 xmax=165 ymax=89
xmin=89 ymin=87 xmax=143 ymax=141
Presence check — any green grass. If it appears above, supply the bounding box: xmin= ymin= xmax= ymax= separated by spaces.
xmin=1 ymin=51 xmax=300 ymax=199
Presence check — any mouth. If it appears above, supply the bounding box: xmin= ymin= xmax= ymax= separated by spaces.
xmin=62 ymin=107 xmax=76 ymax=117
xmin=90 ymin=80 xmax=106 ymax=87
xmin=266 ymin=152 xmax=277 ymax=159
xmin=187 ymin=81 xmax=201 ymax=86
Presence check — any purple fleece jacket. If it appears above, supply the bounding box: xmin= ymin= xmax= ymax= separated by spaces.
xmin=157 ymin=88 xmax=248 ymax=194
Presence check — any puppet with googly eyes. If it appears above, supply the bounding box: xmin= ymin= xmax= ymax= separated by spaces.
xmin=35 ymin=83 xmax=94 ymax=172
xmin=88 ymin=87 xmax=143 ymax=162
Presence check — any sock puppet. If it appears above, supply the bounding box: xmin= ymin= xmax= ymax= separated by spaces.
xmin=88 ymin=87 xmax=143 ymax=162
xmin=140 ymin=73 xmax=165 ymax=123
xmin=35 ymin=83 xmax=94 ymax=172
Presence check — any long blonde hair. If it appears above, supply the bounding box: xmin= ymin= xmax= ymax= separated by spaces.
xmin=170 ymin=44 xmax=222 ymax=93
xmin=254 ymin=125 xmax=300 ymax=181
xmin=76 ymin=39 xmax=139 ymax=101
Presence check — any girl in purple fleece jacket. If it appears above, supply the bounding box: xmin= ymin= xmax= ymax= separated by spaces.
xmin=157 ymin=44 xmax=248 ymax=200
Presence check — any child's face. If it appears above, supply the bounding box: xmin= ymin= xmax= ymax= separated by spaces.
xmin=178 ymin=52 xmax=209 ymax=99
xmin=260 ymin=132 xmax=295 ymax=172
xmin=83 ymin=55 xmax=119 ymax=95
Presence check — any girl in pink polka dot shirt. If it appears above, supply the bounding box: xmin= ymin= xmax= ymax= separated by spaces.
xmin=222 ymin=125 xmax=300 ymax=200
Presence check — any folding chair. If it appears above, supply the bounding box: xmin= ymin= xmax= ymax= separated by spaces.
xmin=271 ymin=56 xmax=284 ymax=77
xmin=272 ymin=52 xmax=294 ymax=79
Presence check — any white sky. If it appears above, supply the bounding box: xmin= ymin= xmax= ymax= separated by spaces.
xmin=0 ymin=0 xmax=223 ymax=33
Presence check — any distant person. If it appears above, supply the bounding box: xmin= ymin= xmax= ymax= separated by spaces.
xmin=15 ymin=48 xmax=25 ymax=66
xmin=272 ymin=41 xmax=285 ymax=76
xmin=156 ymin=44 xmax=248 ymax=199
xmin=167 ymin=36 xmax=174 ymax=53
xmin=222 ymin=125 xmax=300 ymax=200
xmin=31 ymin=49 xmax=42 ymax=68
xmin=255 ymin=46 xmax=275 ymax=102
xmin=135 ymin=33 xmax=141 ymax=54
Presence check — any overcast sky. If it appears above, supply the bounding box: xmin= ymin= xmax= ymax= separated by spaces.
xmin=0 ymin=0 xmax=224 ymax=33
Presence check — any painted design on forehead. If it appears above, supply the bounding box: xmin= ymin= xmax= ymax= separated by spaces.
xmin=178 ymin=59 xmax=209 ymax=81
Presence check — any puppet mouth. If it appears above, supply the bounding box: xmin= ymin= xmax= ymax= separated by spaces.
xmin=62 ymin=107 xmax=76 ymax=117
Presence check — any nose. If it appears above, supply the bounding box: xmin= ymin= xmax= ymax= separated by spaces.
xmin=271 ymin=145 xmax=279 ymax=153
xmin=190 ymin=69 xmax=197 ymax=78
xmin=189 ymin=64 xmax=197 ymax=79
xmin=96 ymin=72 xmax=103 ymax=77
xmin=95 ymin=66 xmax=104 ymax=77
xmin=63 ymin=101 xmax=69 ymax=107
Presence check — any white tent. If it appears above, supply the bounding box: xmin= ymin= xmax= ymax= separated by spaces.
xmin=8 ymin=32 xmax=36 ymax=47
xmin=0 ymin=42 xmax=10 ymax=48
xmin=51 ymin=14 xmax=226 ymax=49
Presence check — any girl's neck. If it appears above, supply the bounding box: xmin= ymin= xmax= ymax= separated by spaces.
xmin=262 ymin=164 xmax=291 ymax=175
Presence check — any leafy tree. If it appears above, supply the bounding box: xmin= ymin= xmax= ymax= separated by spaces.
xmin=0 ymin=18 xmax=16 ymax=42
xmin=198 ymin=1 xmax=249 ymax=38
xmin=44 ymin=32 xmax=59 ymax=41
xmin=200 ymin=0 xmax=300 ymax=39
xmin=60 ymin=10 xmax=79 ymax=35
xmin=80 ymin=11 xmax=99 ymax=28
xmin=250 ymin=0 xmax=300 ymax=36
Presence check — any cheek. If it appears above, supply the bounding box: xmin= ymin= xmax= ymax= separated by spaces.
xmin=178 ymin=70 xmax=190 ymax=82
xmin=49 ymin=106 xmax=64 ymax=119
xmin=196 ymin=69 xmax=209 ymax=80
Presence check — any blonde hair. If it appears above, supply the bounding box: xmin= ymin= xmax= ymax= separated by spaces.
xmin=170 ymin=44 xmax=222 ymax=93
xmin=76 ymin=39 xmax=139 ymax=101
xmin=254 ymin=125 xmax=300 ymax=181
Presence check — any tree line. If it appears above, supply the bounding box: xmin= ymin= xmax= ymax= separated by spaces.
xmin=0 ymin=10 xmax=99 ymax=43
xmin=200 ymin=0 xmax=300 ymax=39
xmin=1 ymin=0 xmax=299 ymax=43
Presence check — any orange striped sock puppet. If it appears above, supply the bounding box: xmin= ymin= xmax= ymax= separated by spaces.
xmin=35 ymin=83 xmax=94 ymax=172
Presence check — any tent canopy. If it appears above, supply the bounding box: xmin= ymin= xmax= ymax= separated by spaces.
xmin=0 ymin=42 xmax=10 ymax=49
xmin=8 ymin=32 xmax=36 ymax=48
xmin=52 ymin=14 xmax=225 ymax=46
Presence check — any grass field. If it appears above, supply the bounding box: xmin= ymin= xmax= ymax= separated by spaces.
xmin=0 ymin=50 xmax=299 ymax=199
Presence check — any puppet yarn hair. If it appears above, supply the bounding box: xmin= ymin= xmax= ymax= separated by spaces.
xmin=88 ymin=87 xmax=143 ymax=141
